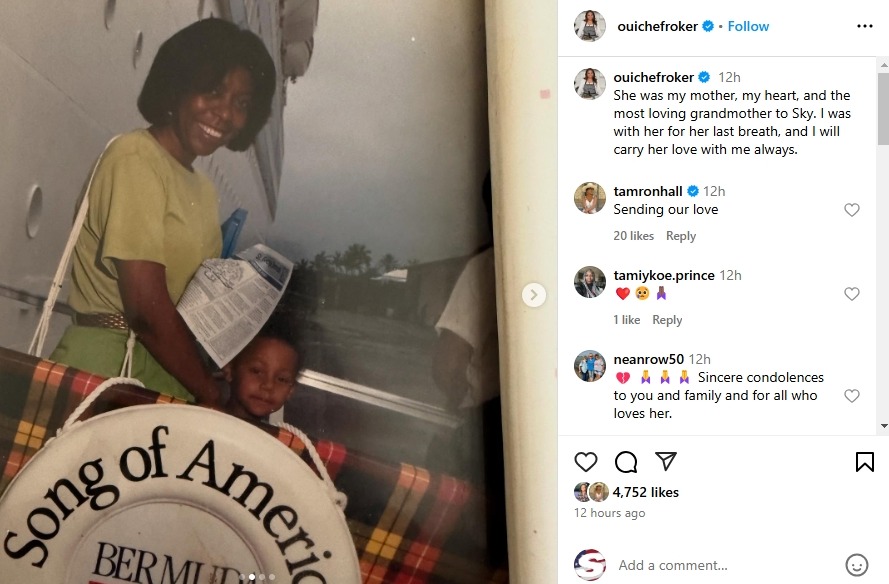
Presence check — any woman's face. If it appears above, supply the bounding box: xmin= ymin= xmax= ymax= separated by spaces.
xmin=167 ymin=66 xmax=254 ymax=166
xmin=585 ymin=188 xmax=594 ymax=200
xmin=584 ymin=271 xmax=594 ymax=284
xmin=585 ymin=69 xmax=595 ymax=82
xmin=585 ymin=11 xmax=594 ymax=23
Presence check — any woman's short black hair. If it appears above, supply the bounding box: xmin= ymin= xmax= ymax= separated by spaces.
xmin=138 ymin=18 xmax=277 ymax=151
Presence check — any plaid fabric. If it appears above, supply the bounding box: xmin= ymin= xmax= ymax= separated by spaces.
xmin=0 ymin=347 xmax=507 ymax=582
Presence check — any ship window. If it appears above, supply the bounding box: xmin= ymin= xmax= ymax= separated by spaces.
xmin=133 ymin=31 xmax=143 ymax=69
xmin=26 ymin=185 xmax=42 ymax=239
xmin=104 ymin=0 xmax=116 ymax=30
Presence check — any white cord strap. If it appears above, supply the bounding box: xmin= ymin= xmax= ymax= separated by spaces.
xmin=120 ymin=330 xmax=137 ymax=378
xmin=276 ymin=421 xmax=348 ymax=512
xmin=29 ymin=136 xmax=121 ymax=358
xmin=58 ymin=376 xmax=145 ymax=437
xmin=53 ymin=378 xmax=346 ymax=512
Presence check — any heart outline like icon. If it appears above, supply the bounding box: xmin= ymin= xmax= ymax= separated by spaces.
xmin=616 ymin=372 xmax=630 ymax=384
xmin=844 ymin=389 xmax=860 ymax=403
xmin=574 ymin=452 xmax=598 ymax=472
xmin=616 ymin=287 xmax=630 ymax=300
xmin=844 ymin=203 xmax=860 ymax=217
xmin=844 ymin=287 xmax=860 ymax=301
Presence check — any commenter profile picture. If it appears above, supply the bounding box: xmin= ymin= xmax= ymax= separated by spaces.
xmin=575 ymin=549 xmax=606 ymax=580
xmin=574 ymin=182 xmax=606 ymax=215
xmin=574 ymin=68 xmax=605 ymax=100
xmin=575 ymin=266 xmax=605 ymax=298
xmin=575 ymin=350 xmax=606 ymax=382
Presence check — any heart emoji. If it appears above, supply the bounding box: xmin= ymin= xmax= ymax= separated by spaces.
xmin=616 ymin=287 xmax=630 ymax=300
xmin=616 ymin=372 xmax=630 ymax=384
xmin=574 ymin=452 xmax=598 ymax=472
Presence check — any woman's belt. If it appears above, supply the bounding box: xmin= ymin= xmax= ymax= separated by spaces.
xmin=73 ymin=312 xmax=129 ymax=330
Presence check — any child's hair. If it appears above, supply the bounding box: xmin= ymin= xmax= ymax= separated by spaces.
xmin=222 ymin=314 xmax=305 ymax=421
xmin=251 ymin=315 xmax=305 ymax=371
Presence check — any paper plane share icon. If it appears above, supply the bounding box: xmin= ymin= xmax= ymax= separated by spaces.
xmin=655 ymin=452 xmax=677 ymax=471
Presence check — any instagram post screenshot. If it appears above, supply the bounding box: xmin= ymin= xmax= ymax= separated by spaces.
xmin=490 ymin=0 xmax=888 ymax=582
xmin=1 ymin=1 xmax=887 ymax=582
xmin=0 ymin=1 xmax=507 ymax=582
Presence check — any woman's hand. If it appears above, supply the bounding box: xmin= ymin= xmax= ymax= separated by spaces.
xmin=115 ymin=259 xmax=221 ymax=406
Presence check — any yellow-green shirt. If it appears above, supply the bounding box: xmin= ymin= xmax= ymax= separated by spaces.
xmin=69 ymin=129 xmax=222 ymax=313
xmin=52 ymin=130 xmax=222 ymax=401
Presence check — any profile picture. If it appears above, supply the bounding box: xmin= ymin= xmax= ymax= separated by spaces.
xmin=574 ymin=549 xmax=606 ymax=581
xmin=574 ymin=482 xmax=591 ymax=502
xmin=574 ymin=10 xmax=606 ymax=42
xmin=575 ymin=266 xmax=605 ymax=299
xmin=590 ymin=481 xmax=609 ymax=502
xmin=574 ymin=68 xmax=605 ymax=100
xmin=574 ymin=182 xmax=605 ymax=215
xmin=574 ymin=350 xmax=605 ymax=382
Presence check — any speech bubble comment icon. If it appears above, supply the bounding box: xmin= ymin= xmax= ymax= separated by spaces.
xmin=575 ymin=452 xmax=598 ymax=472
xmin=615 ymin=451 xmax=638 ymax=473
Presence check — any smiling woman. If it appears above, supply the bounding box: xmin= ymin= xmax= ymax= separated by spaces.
xmin=49 ymin=20 xmax=276 ymax=405
xmin=153 ymin=66 xmax=255 ymax=167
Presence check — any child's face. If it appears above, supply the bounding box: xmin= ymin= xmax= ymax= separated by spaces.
xmin=224 ymin=337 xmax=299 ymax=419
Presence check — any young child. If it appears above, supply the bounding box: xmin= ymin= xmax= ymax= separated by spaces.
xmin=222 ymin=320 xmax=302 ymax=422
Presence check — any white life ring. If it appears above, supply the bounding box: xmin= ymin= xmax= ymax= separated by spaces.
xmin=0 ymin=405 xmax=360 ymax=583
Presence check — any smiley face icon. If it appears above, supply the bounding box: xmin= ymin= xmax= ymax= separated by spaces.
xmin=845 ymin=553 xmax=868 ymax=577
xmin=635 ymin=286 xmax=649 ymax=300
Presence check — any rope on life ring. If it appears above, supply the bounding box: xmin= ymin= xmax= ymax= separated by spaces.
xmin=276 ymin=421 xmax=349 ymax=513
xmin=59 ymin=376 xmax=146 ymax=437
xmin=52 ymin=376 xmax=348 ymax=514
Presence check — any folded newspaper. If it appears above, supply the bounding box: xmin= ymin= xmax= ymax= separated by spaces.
xmin=177 ymin=244 xmax=293 ymax=367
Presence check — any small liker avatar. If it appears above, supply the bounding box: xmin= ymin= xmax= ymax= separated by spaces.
xmin=574 ymin=482 xmax=591 ymax=502
xmin=589 ymin=482 xmax=609 ymax=502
